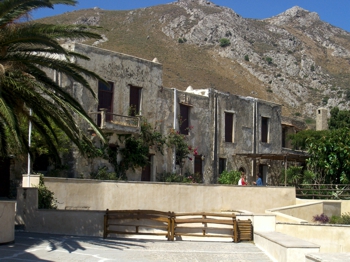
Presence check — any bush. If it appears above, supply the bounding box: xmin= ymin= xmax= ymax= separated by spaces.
xmin=244 ymin=55 xmax=249 ymax=61
xmin=329 ymin=212 xmax=350 ymax=225
xmin=265 ymin=57 xmax=273 ymax=64
xmin=313 ymin=213 xmax=329 ymax=224
xmin=156 ymin=171 xmax=202 ymax=183
xmin=218 ymin=170 xmax=241 ymax=185
xmin=37 ymin=174 xmax=57 ymax=209
xmin=178 ymin=38 xmax=187 ymax=44
xmin=219 ymin=38 xmax=230 ymax=47
xmin=90 ymin=166 xmax=119 ymax=180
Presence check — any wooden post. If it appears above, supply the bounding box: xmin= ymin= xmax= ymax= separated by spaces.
xmin=103 ymin=209 xmax=109 ymax=239
xmin=233 ymin=215 xmax=239 ymax=243
xmin=100 ymin=108 xmax=107 ymax=128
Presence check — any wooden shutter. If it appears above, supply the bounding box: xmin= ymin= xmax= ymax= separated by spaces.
xmin=98 ymin=81 xmax=114 ymax=124
xmin=180 ymin=104 xmax=189 ymax=135
xmin=194 ymin=155 xmax=203 ymax=177
xmin=225 ymin=112 xmax=233 ymax=142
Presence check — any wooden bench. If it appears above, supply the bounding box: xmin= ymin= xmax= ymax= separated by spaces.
xmin=103 ymin=210 xmax=253 ymax=243
xmin=171 ymin=212 xmax=239 ymax=242
xmin=103 ymin=209 xmax=173 ymax=240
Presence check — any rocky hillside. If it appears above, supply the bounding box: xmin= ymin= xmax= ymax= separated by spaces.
xmin=39 ymin=0 xmax=350 ymax=124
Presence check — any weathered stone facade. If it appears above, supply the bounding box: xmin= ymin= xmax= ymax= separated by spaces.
xmin=58 ymin=43 xmax=306 ymax=184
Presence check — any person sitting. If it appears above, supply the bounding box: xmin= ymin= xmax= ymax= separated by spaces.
xmin=253 ymin=173 xmax=263 ymax=186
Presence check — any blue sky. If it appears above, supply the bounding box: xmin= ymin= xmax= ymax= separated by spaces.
xmin=33 ymin=0 xmax=350 ymax=32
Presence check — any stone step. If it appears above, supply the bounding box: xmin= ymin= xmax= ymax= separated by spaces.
xmin=254 ymin=231 xmax=320 ymax=262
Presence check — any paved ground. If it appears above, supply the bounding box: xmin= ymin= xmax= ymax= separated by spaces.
xmin=0 ymin=232 xmax=273 ymax=262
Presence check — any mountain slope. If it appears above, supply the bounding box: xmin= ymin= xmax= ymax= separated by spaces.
xmin=39 ymin=0 xmax=350 ymax=122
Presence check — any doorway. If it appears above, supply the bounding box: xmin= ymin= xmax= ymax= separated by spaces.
xmin=259 ymin=164 xmax=268 ymax=185
xmin=194 ymin=155 xmax=203 ymax=180
xmin=141 ymin=155 xmax=152 ymax=181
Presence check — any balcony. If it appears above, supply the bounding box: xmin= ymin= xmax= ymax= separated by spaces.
xmin=89 ymin=109 xmax=141 ymax=135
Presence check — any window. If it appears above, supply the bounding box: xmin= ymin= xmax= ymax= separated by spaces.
xmin=129 ymin=85 xmax=142 ymax=116
xmin=225 ymin=112 xmax=234 ymax=142
xmin=179 ymin=104 xmax=190 ymax=135
xmin=261 ymin=117 xmax=269 ymax=143
xmin=98 ymin=81 xmax=114 ymax=125
xmin=282 ymin=126 xmax=287 ymax=148
xmin=219 ymin=158 xmax=226 ymax=175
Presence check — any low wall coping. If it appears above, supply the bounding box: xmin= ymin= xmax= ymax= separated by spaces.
xmin=255 ymin=231 xmax=320 ymax=248
xmin=277 ymin=222 xmax=350 ymax=228
xmin=306 ymin=253 xmax=350 ymax=262
xmin=267 ymin=201 xmax=322 ymax=212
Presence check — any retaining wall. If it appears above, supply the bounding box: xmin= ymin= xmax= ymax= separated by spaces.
xmin=43 ymin=177 xmax=296 ymax=213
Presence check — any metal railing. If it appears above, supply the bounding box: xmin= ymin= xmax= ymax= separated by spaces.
xmin=296 ymin=184 xmax=350 ymax=200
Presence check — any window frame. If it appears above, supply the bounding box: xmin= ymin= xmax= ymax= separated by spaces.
xmin=261 ymin=116 xmax=269 ymax=143
xmin=219 ymin=158 xmax=226 ymax=175
xmin=179 ymin=103 xmax=190 ymax=135
xmin=224 ymin=111 xmax=235 ymax=143
xmin=129 ymin=85 xmax=142 ymax=116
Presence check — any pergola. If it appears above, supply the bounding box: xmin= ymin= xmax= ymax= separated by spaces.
xmin=235 ymin=150 xmax=309 ymax=186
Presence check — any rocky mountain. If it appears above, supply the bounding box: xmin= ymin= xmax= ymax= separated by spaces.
xmin=39 ymin=0 xmax=350 ymax=124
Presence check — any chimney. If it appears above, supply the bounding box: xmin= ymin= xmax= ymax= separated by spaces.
xmin=316 ymin=107 xmax=328 ymax=131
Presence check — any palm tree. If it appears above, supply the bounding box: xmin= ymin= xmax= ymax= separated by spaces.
xmin=0 ymin=0 xmax=106 ymax=162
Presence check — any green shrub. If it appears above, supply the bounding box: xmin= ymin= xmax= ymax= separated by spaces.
xmin=244 ymin=55 xmax=249 ymax=61
xmin=322 ymin=96 xmax=329 ymax=105
xmin=90 ymin=166 xmax=119 ymax=180
xmin=156 ymin=172 xmax=182 ymax=182
xmin=218 ymin=170 xmax=241 ymax=185
xmin=219 ymin=38 xmax=231 ymax=47
xmin=156 ymin=171 xmax=202 ymax=183
xmin=37 ymin=174 xmax=57 ymax=209
xmin=178 ymin=38 xmax=187 ymax=43
xmin=265 ymin=57 xmax=273 ymax=64
xmin=329 ymin=212 xmax=350 ymax=225
xmin=345 ymin=89 xmax=350 ymax=100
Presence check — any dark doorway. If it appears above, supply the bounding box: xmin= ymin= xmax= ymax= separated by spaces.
xmin=98 ymin=81 xmax=114 ymax=125
xmin=129 ymin=85 xmax=142 ymax=116
xmin=194 ymin=155 xmax=203 ymax=178
xmin=141 ymin=155 xmax=152 ymax=181
xmin=259 ymin=164 xmax=268 ymax=185
xmin=0 ymin=158 xmax=11 ymax=197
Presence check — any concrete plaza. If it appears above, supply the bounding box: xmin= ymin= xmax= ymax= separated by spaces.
xmin=0 ymin=232 xmax=272 ymax=261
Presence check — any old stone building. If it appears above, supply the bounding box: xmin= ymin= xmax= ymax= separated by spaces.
xmin=55 ymin=43 xmax=307 ymax=185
